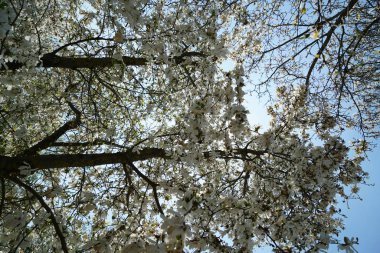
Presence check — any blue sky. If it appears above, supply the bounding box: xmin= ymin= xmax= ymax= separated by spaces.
xmin=335 ymin=140 xmax=380 ymax=253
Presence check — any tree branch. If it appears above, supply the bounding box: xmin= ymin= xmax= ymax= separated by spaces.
xmin=51 ymin=139 xmax=126 ymax=149
xmin=305 ymin=0 xmax=359 ymax=89
xmin=0 ymin=148 xmax=265 ymax=176
xmin=0 ymin=148 xmax=168 ymax=175
xmin=20 ymin=101 xmax=81 ymax=156
xmin=1 ymin=51 xmax=206 ymax=71
xmin=7 ymin=177 xmax=69 ymax=253
xmin=50 ymin=37 xmax=114 ymax=55
xmin=126 ymin=161 xmax=164 ymax=215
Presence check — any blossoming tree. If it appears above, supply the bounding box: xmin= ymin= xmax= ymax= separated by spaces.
xmin=0 ymin=0 xmax=378 ymax=252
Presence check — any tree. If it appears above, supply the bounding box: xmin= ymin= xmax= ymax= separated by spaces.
xmin=0 ymin=0 xmax=378 ymax=252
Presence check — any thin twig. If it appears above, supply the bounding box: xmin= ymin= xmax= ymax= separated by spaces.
xmin=126 ymin=161 xmax=164 ymax=215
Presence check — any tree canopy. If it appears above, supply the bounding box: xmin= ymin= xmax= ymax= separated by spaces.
xmin=0 ymin=0 xmax=379 ymax=252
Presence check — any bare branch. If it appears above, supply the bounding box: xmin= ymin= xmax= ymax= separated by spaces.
xmin=0 ymin=148 xmax=265 ymax=176
xmin=7 ymin=177 xmax=69 ymax=253
xmin=1 ymin=51 xmax=207 ymax=71
xmin=20 ymin=101 xmax=81 ymax=156
xmin=126 ymin=161 xmax=164 ymax=215
xmin=305 ymin=0 xmax=359 ymax=89
xmin=51 ymin=139 xmax=127 ymax=149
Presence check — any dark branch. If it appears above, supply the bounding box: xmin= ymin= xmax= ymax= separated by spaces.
xmin=20 ymin=101 xmax=81 ymax=156
xmin=51 ymin=140 xmax=126 ymax=149
xmin=1 ymin=51 xmax=206 ymax=71
xmin=50 ymin=37 xmax=114 ymax=55
xmin=0 ymin=148 xmax=264 ymax=176
xmin=305 ymin=0 xmax=359 ymax=88
xmin=0 ymin=148 xmax=169 ymax=175
xmin=126 ymin=161 xmax=164 ymax=215
xmin=7 ymin=177 xmax=69 ymax=253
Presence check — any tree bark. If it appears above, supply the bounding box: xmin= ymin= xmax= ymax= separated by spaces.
xmin=0 ymin=148 xmax=264 ymax=176
xmin=0 ymin=52 xmax=205 ymax=71
xmin=0 ymin=148 xmax=168 ymax=175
